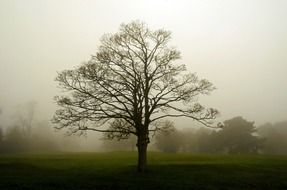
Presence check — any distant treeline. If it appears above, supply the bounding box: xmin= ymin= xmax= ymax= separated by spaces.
xmin=0 ymin=121 xmax=84 ymax=153
xmin=0 ymin=121 xmax=59 ymax=153
xmin=102 ymin=117 xmax=287 ymax=155
xmin=0 ymin=102 xmax=81 ymax=153
xmin=1 ymin=110 xmax=287 ymax=155
xmin=0 ymin=102 xmax=60 ymax=153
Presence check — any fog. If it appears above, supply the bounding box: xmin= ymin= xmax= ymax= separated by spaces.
xmin=0 ymin=0 xmax=287 ymax=152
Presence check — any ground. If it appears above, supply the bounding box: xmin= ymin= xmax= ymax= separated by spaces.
xmin=0 ymin=152 xmax=286 ymax=190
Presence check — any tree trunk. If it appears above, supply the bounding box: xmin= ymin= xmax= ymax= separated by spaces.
xmin=137 ymin=136 xmax=148 ymax=173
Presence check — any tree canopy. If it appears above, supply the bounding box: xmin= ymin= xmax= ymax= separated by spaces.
xmin=212 ymin=116 xmax=262 ymax=154
xmin=53 ymin=21 xmax=218 ymax=172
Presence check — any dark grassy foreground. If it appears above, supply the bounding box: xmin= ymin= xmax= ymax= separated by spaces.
xmin=0 ymin=152 xmax=287 ymax=190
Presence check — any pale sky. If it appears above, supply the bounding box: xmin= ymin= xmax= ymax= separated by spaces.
xmin=0 ymin=0 xmax=287 ymax=127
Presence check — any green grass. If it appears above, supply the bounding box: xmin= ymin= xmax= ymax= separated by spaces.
xmin=0 ymin=152 xmax=287 ymax=190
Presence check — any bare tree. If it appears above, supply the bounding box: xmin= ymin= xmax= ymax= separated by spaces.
xmin=53 ymin=21 xmax=218 ymax=172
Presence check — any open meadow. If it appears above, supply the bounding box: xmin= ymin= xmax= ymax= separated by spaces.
xmin=0 ymin=152 xmax=286 ymax=190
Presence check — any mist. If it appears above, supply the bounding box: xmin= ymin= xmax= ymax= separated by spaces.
xmin=0 ymin=0 xmax=287 ymax=153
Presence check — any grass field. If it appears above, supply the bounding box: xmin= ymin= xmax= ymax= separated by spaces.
xmin=0 ymin=152 xmax=287 ymax=190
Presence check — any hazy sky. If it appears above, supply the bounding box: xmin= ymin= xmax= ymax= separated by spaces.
xmin=0 ymin=0 xmax=286 ymax=127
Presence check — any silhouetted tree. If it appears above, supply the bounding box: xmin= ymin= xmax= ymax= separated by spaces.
xmin=53 ymin=21 xmax=218 ymax=172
